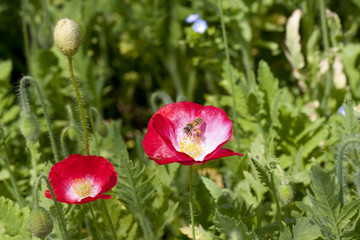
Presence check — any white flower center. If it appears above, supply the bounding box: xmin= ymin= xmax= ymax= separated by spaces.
xmin=72 ymin=178 xmax=93 ymax=201
xmin=179 ymin=134 xmax=203 ymax=160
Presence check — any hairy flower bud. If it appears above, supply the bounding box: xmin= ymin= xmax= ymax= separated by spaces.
xmin=20 ymin=113 xmax=40 ymax=142
xmin=54 ymin=18 xmax=81 ymax=56
xmin=29 ymin=207 xmax=53 ymax=238
xmin=278 ymin=184 xmax=293 ymax=205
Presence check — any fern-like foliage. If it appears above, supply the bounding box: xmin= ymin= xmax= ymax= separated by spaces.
xmin=279 ymin=216 xmax=322 ymax=240
xmin=297 ymin=166 xmax=360 ymax=240
xmin=214 ymin=210 xmax=257 ymax=240
xmin=112 ymin=122 xmax=156 ymax=240
xmin=0 ymin=196 xmax=32 ymax=239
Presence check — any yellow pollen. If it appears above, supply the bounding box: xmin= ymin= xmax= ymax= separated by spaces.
xmin=179 ymin=135 xmax=203 ymax=159
xmin=72 ymin=178 xmax=93 ymax=199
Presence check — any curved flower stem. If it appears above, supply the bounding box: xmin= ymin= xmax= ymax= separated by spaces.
xmin=89 ymin=111 xmax=118 ymax=240
xmin=150 ymin=90 xmax=173 ymax=113
xmin=0 ymin=125 xmax=25 ymax=208
xmin=270 ymin=172 xmax=282 ymax=219
xmin=219 ymin=0 xmax=240 ymax=150
xmin=20 ymin=76 xmax=59 ymax=164
xmin=88 ymin=202 xmax=100 ymax=240
xmin=276 ymin=165 xmax=287 ymax=185
xmin=337 ymin=138 xmax=360 ymax=206
xmin=60 ymin=126 xmax=81 ymax=157
xmin=34 ymin=175 xmax=70 ymax=240
xmin=189 ymin=165 xmax=196 ymax=239
xmin=28 ymin=141 xmax=38 ymax=185
xmin=67 ymin=57 xmax=89 ymax=156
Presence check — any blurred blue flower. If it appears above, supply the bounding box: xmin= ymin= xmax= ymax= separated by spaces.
xmin=338 ymin=106 xmax=345 ymax=116
xmin=185 ymin=14 xmax=200 ymax=23
xmin=192 ymin=19 xmax=208 ymax=33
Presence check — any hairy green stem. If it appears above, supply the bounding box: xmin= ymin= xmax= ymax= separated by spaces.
xmin=60 ymin=126 xmax=80 ymax=157
xmin=150 ymin=90 xmax=173 ymax=113
xmin=100 ymin=200 xmax=118 ymax=240
xmin=89 ymin=110 xmax=117 ymax=240
xmin=67 ymin=57 xmax=89 ymax=155
xmin=219 ymin=0 xmax=240 ymax=150
xmin=20 ymin=76 xmax=59 ymax=164
xmin=189 ymin=165 xmax=196 ymax=239
xmin=337 ymin=138 xmax=360 ymax=206
xmin=319 ymin=0 xmax=332 ymax=111
xmin=28 ymin=142 xmax=38 ymax=185
xmin=0 ymin=125 xmax=25 ymax=208
xmin=276 ymin=165 xmax=287 ymax=185
xmin=34 ymin=175 xmax=70 ymax=240
xmin=270 ymin=173 xmax=281 ymax=219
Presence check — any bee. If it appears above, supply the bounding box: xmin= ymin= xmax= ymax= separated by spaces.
xmin=183 ymin=118 xmax=203 ymax=137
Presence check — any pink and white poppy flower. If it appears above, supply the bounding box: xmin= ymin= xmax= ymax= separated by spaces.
xmin=45 ymin=154 xmax=118 ymax=204
xmin=143 ymin=102 xmax=243 ymax=165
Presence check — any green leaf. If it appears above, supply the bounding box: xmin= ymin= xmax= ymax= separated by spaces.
xmin=301 ymin=128 xmax=328 ymax=159
xmin=292 ymin=216 xmax=322 ymax=240
xmin=0 ymin=60 xmax=12 ymax=81
xmin=279 ymin=227 xmax=292 ymax=240
xmin=180 ymin=225 xmax=213 ymax=240
xmin=201 ymin=176 xmax=222 ymax=201
xmin=113 ymin=122 xmax=156 ymax=240
xmin=0 ymin=196 xmax=32 ymax=239
xmin=295 ymin=118 xmax=326 ymax=143
xmin=214 ymin=210 xmax=257 ymax=240
xmin=251 ymin=158 xmax=271 ymax=190
xmin=342 ymin=100 xmax=358 ymax=135
xmin=337 ymin=199 xmax=360 ymax=231
xmin=242 ymin=171 xmax=267 ymax=206
xmin=248 ymin=134 xmax=266 ymax=164
xmin=341 ymin=43 xmax=360 ymax=98
xmin=258 ymin=60 xmax=279 ymax=108
xmin=246 ymin=91 xmax=261 ymax=116
xmin=298 ymin=166 xmax=360 ymax=240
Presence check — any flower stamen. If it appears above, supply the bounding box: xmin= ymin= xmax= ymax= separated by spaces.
xmin=180 ymin=135 xmax=203 ymax=160
xmin=72 ymin=178 xmax=93 ymax=200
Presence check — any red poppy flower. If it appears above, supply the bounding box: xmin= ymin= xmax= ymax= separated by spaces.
xmin=143 ymin=101 xmax=243 ymax=165
xmin=45 ymin=154 xmax=118 ymax=204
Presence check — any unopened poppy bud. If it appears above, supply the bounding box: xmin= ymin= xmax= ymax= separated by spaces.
xmin=20 ymin=113 xmax=40 ymax=142
xmin=54 ymin=18 xmax=81 ymax=56
xmin=29 ymin=207 xmax=53 ymax=238
xmin=96 ymin=122 xmax=108 ymax=137
xmin=278 ymin=184 xmax=293 ymax=205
